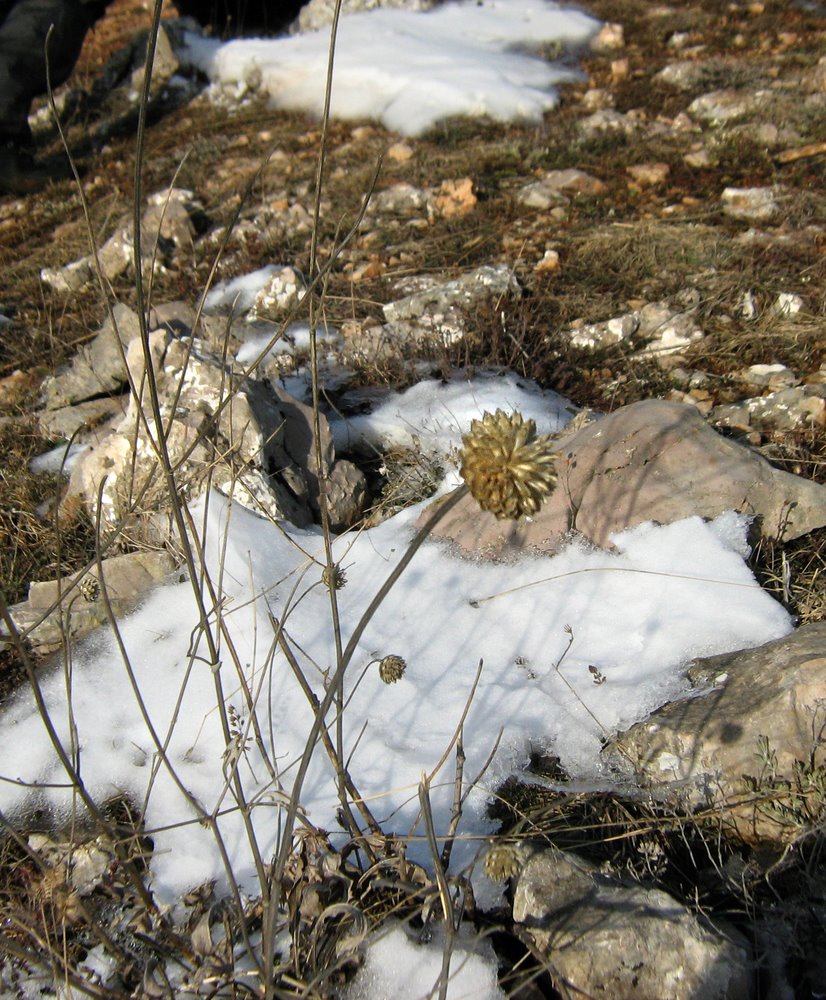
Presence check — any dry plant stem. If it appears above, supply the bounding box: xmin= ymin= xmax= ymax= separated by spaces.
xmin=274 ymin=626 xmax=381 ymax=847
xmin=419 ymin=778 xmax=456 ymax=1000
xmin=0 ymin=807 xmax=134 ymax=971
xmin=0 ymin=596 xmax=157 ymax=916
xmin=440 ymin=735 xmax=466 ymax=872
xmin=268 ymin=487 xmax=469 ymax=901
xmin=130 ymin=0 xmax=271 ymax=929
xmin=304 ymin=0 xmax=378 ymax=848
xmin=90 ymin=483 xmax=265 ymax=976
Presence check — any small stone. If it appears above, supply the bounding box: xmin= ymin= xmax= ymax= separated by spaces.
xmin=722 ymin=186 xmax=779 ymax=222
xmin=578 ymin=109 xmax=640 ymax=137
xmin=534 ymin=249 xmax=560 ymax=275
xmin=772 ymin=292 xmax=804 ymax=317
xmin=372 ymin=182 xmax=428 ymax=214
xmin=351 ymin=125 xmax=376 ymax=141
xmin=688 ymin=88 xmax=772 ymax=125
xmin=250 ymin=266 xmax=306 ymax=320
xmin=514 ymin=849 xmax=752 ymax=1000
xmin=737 ymin=364 xmax=797 ymax=391
xmin=386 ymin=141 xmax=414 ymax=162
xmin=581 ymin=87 xmax=614 ymax=110
xmin=430 ymin=177 xmax=477 ymax=218
xmin=610 ymin=58 xmax=630 ymax=82
xmin=684 ymin=147 xmax=715 ymax=168
xmin=626 ymin=162 xmax=670 ymax=187
xmin=590 ymin=22 xmax=624 ymax=52
xmin=655 ymin=60 xmax=707 ymax=91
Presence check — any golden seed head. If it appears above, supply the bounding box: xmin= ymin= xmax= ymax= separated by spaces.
xmin=378 ymin=655 xmax=407 ymax=684
xmin=459 ymin=409 xmax=557 ymax=520
xmin=483 ymin=843 xmax=522 ymax=881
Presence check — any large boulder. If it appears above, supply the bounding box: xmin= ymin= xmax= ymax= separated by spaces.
xmin=611 ymin=622 xmax=826 ymax=846
xmin=425 ymin=399 xmax=826 ymax=557
xmin=513 ymin=847 xmax=752 ymax=999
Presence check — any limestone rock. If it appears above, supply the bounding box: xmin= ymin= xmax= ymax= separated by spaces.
xmin=612 ymin=622 xmax=826 ymax=845
xmin=722 ymin=187 xmax=780 ymax=222
xmin=518 ymin=168 xmax=605 ymax=210
xmin=712 ymin=385 xmax=826 ymax=433
xmin=372 ymin=182 xmax=429 ymax=214
xmin=578 ymin=108 xmax=641 ymax=137
xmin=293 ymin=0 xmax=434 ymax=34
xmin=424 ymin=399 xmax=826 ymax=557
xmin=514 ymin=848 xmax=752 ymax=1000
xmin=590 ymin=22 xmax=624 ymax=53
xmin=325 ymin=460 xmax=368 ymax=532
xmin=383 ymin=264 xmax=520 ymax=323
xmin=38 ymin=396 xmax=127 ymax=441
xmin=42 ymin=304 xmax=142 ymax=409
xmin=655 ymin=60 xmax=709 ymax=92
xmin=3 ymin=551 xmax=179 ymax=650
xmin=39 ymin=188 xmax=207 ymax=292
xmin=627 ymin=162 xmax=670 ymax=188
xmin=688 ymin=89 xmax=773 ymax=125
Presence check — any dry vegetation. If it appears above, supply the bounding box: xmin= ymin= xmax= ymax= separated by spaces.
xmin=1 ymin=0 xmax=825 ymax=995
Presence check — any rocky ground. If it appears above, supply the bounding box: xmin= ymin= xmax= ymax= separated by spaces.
xmin=0 ymin=0 xmax=825 ymax=997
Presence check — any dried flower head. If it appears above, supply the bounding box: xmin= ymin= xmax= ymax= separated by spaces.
xmin=378 ymin=655 xmax=407 ymax=684
xmin=483 ymin=843 xmax=522 ymax=881
xmin=322 ymin=563 xmax=347 ymax=591
xmin=78 ymin=575 xmax=101 ymax=602
xmin=459 ymin=409 xmax=557 ymax=520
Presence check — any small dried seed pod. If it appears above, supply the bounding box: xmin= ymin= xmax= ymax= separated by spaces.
xmin=378 ymin=655 xmax=407 ymax=684
xmin=483 ymin=843 xmax=522 ymax=881
xmin=78 ymin=575 xmax=101 ymax=602
xmin=459 ymin=409 xmax=557 ymax=520
xmin=322 ymin=563 xmax=347 ymax=591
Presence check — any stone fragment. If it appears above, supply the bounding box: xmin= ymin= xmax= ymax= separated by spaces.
xmin=655 ymin=60 xmax=708 ymax=91
xmin=38 ymin=396 xmax=127 ymax=441
xmin=613 ymin=622 xmax=826 ymax=845
xmin=722 ymin=187 xmax=779 ymax=222
xmin=590 ymin=22 xmax=624 ymax=52
xmin=429 ymin=177 xmax=477 ymax=218
xmin=424 ymin=399 xmax=826 ymax=557
xmin=581 ymin=87 xmax=614 ymax=110
xmin=383 ymin=264 xmax=520 ymax=323
xmin=130 ymin=24 xmax=180 ymax=96
xmin=516 ymin=181 xmax=568 ymax=211
xmin=3 ymin=551 xmax=178 ymax=650
xmin=736 ymin=364 xmax=798 ymax=391
xmin=712 ymin=385 xmax=826 ymax=433
xmin=688 ymin=88 xmax=772 ymax=125
xmin=325 ymin=460 xmax=368 ymax=531
xmin=534 ymin=249 xmax=560 ymax=275
xmin=771 ymin=292 xmax=804 ymax=317
xmin=514 ymin=849 xmax=752 ymax=1000
xmin=627 ymin=162 xmax=670 ymax=187
xmin=42 ymin=304 xmax=142 ymax=409
xmin=39 ymin=188 xmax=207 ymax=291
xmin=249 ymin=266 xmax=306 ymax=320
xmin=519 ymin=169 xmax=605 ymax=212
xmin=568 ymin=312 xmax=639 ymax=349
xmin=293 ymin=0 xmax=434 ymax=33
xmin=636 ymin=300 xmax=704 ymax=355
xmin=372 ymin=182 xmax=428 ymax=214
xmin=386 ymin=141 xmax=414 ymax=162
xmin=684 ymin=146 xmax=715 ymax=168
xmin=578 ymin=109 xmax=640 ymax=137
